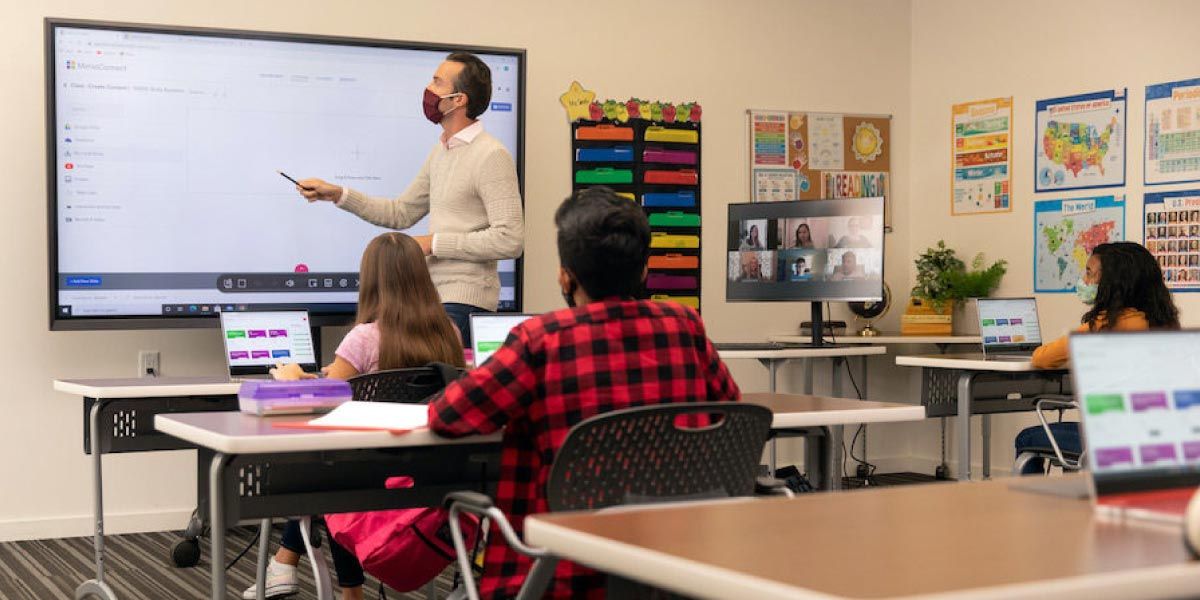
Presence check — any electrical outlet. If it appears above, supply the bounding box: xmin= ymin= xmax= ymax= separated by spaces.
xmin=138 ymin=350 xmax=160 ymax=378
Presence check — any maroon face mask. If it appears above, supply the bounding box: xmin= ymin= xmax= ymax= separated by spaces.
xmin=422 ymin=88 xmax=461 ymax=124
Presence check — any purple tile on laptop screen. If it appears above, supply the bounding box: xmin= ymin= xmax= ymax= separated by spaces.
xmin=250 ymin=350 xmax=271 ymax=359
xmin=247 ymin=330 xmax=267 ymax=338
xmin=1139 ymin=443 xmax=1179 ymax=465
xmin=1094 ymin=447 xmax=1134 ymax=468
xmin=229 ymin=351 xmax=250 ymax=360
xmin=268 ymin=329 xmax=288 ymax=338
xmin=1130 ymin=392 xmax=1169 ymax=412
xmin=1184 ymin=441 xmax=1200 ymax=462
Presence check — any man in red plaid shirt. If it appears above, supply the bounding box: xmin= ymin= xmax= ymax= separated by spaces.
xmin=428 ymin=186 xmax=740 ymax=599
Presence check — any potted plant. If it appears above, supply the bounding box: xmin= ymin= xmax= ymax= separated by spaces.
xmin=905 ymin=241 xmax=1007 ymax=335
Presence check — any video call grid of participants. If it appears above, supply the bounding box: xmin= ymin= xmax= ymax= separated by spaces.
xmin=1145 ymin=209 xmax=1200 ymax=285
xmin=727 ymin=215 xmax=883 ymax=283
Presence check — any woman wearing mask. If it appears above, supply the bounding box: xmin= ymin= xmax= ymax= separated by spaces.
xmin=1014 ymin=242 xmax=1180 ymax=474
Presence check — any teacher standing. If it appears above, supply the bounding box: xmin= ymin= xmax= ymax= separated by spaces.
xmin=297 ymin=53 xmax=524 ymax=346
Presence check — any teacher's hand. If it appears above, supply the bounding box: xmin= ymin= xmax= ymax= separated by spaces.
xmin=296 ymin=178 xmax=343 ymax=203
xmin=413 ymin=235 xmax=433 ymax=256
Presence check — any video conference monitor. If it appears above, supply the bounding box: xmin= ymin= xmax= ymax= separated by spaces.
xmin=726 ymin=197 xmax=885 ymax=302
xmin=46 ymin=19 xmax=525 ymax=330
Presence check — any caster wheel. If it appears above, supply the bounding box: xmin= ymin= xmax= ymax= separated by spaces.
xmin=171 ymin=538 xmax=201 ymax=568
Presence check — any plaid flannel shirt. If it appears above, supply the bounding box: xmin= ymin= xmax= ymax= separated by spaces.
xmin=428 ymin=299 xmax=740 ymax=599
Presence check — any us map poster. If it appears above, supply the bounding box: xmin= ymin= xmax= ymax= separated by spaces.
xmin=747 ymin=110 xmax=892 ymax=229
xmin=1144 ymin=190 xmax=1200 ymax=290
xmin=1146 ymin=78 xmax=1200 ymax=185
xmin=952 ymin=97 xmax=1012 ymax=215
xmin=1034 ymin=89 xmax=1127 ymax=192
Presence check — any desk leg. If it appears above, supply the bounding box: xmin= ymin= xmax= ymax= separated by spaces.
xmin=804 ymin=358 xmax=814 ymax=394
xmin=210 ymin=452 xmax=231 ymax=600
xmin=956 ymin=372 xmax=977 ymax=481
xmin=981 ymin=415 xmax=992 ymax=480
xmin=75 ymin=400 xmax=116 ymax=600
xmin=763 ymin=358 xmax=779 ymax=476
xmin=859 ymin=356 xmax=869 ymax=469
xmin=256 ymin=519 xmax=271 ymax=600
xmin=827 ymin=425 xmax=844 ymax=491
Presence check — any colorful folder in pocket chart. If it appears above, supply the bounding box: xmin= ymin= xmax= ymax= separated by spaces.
xmin=646 ymin=273 xmax=698 ymax=290
xmin=650 ymin=233 xmax=700 ymax=249
xmin=648 ymin=254 xmax=699 ymax=269
xmin=644 ymin=126 xmax=699 ymax=144
xmin=643 ymin=146 xmax=697 ymax=165
xmin=616 ymin=192 xmax=637 ymax=202
xmin=651 ymin=294 xmax=700 ymax=309
xmin=648 ymin=211 xmax=701 ymax=227
xmin=576 ymin=124 xmax=635 ymax=141
xmin=644 ymin=170 xmax=698 ymax=185
xmin=643 ymin=192 xmax=696 ymax=208
xmin=576 ymin=146 xmax=634 ymax=162
xmin=576 ymin=168 xmax=633 ymax=184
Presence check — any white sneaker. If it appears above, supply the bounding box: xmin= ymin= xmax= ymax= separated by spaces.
xmin=241 ymin=558 xmax=300 ymax=599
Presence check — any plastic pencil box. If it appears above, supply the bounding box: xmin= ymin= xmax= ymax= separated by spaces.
xmin=238 ymin=379 xmax=353 ymax=416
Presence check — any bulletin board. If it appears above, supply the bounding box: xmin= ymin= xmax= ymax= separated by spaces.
xmin=747 ymin=110 xmax=892 ymax=230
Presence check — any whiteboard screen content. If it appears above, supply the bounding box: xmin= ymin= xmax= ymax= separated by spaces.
xmin=47 ymin=20 xmax=525 ymax=329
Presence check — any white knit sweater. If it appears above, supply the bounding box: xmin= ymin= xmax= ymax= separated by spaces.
xmin=338 ymin=130 xmax=524 ymax=310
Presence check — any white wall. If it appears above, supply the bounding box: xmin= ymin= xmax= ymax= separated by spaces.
xmin=908 ymin=0 xmax=1200 ymax=474
xmin=0 ymin=0 xmax=914 ymax=539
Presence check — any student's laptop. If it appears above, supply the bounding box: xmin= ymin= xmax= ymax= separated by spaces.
xmin=976 ymin=297 xmax=1043 ymax=360
xmin=220 ymin=310 xmax=319 ymax=379
xmin=470 ymin=313 xmax=534 ymax=366
xmin=1071 ymin=330 xmax=1200 ymax=524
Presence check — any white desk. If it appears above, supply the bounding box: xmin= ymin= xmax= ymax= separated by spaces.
xmin=895 ymin=354 xmax=1069 ymax=481
xmin=745 ymin=393 xmax=926 ymax=490
xmin=770 ymin=333 xmax=981 ymax=349
xmin=525 ymin=477 xmax=1200 ymax=600
xmin=54 ymin=376 xmax=241 ymax=600
xmin=156 ymin=412 xmax=501 ymax=600
xmin=716 ymin=345 xmax=886 ymax=395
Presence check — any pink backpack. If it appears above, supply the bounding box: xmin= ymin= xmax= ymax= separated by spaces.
xmin=325 ymin=479 xmax=479 ymax=592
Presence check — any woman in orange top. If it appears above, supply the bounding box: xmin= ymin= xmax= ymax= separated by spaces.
xmin=1017 ymin=242 xmax=1179 ymax=474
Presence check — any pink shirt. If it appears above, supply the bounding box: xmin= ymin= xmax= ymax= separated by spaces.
xmin=335 ymin=322 xmax=464 ymax=375
xmin=336 ymin=323 xmax=380 ymax=375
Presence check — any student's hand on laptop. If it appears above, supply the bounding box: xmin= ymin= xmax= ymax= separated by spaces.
xmin=270 ymin=362 xmax=314 ymax=381
xmin=296 ymin=178 xmax=343 ymax=202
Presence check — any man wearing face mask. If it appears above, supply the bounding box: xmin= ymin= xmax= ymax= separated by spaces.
xmin=426 ymin=186 xmax=740 ymax=599
xmin=296 ymin=53 xmax=524 ymax=345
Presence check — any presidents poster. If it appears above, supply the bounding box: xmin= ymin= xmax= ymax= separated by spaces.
xmin=1144 ymin=190 xmax=1200 ymax=290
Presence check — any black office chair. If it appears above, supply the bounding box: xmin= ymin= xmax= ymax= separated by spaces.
xmin=347 ymin=363 xmax=464 ymax=403
xmin=443 ymin=402 xmax=777 ymax=600
xmin=1013 ymin=396 xmax=1086 ymax=475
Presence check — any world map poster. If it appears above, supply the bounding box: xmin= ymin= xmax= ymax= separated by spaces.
xmin=1034 ymin=89 xmax=1127 ymax=193
xmin=1034 ymin=195 xmax=1125 ymax=293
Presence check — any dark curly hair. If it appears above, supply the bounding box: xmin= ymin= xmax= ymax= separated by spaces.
xmin=1083 ymin=242 xmax=1179 ymax=330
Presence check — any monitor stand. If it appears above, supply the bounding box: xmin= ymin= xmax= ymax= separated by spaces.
xmin=788 ymin=302 xmax=848 ymax=348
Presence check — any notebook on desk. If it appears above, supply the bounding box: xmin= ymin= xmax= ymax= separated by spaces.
xmin=220 ymin=310 xmax=319 ymax=379
xmin=1071 ymin=330 xmax=1200 ymax=524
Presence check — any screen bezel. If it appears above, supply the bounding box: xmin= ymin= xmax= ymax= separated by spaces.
xmin=1070 ymin=329 xmax=1200 ymax=497
xmin=724 ymin=197 xmax=885 ymax=303
xmin=220 ymin=310 xmax=318 ymax=377
xmin=45 ymin=17 xmax=526 ymax=330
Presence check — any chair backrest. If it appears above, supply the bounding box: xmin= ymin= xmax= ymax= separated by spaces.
xmin=545 ymin=402 xmax=773 ymax=512
xmin=346 ymin=364 xmax=464 ymax=404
